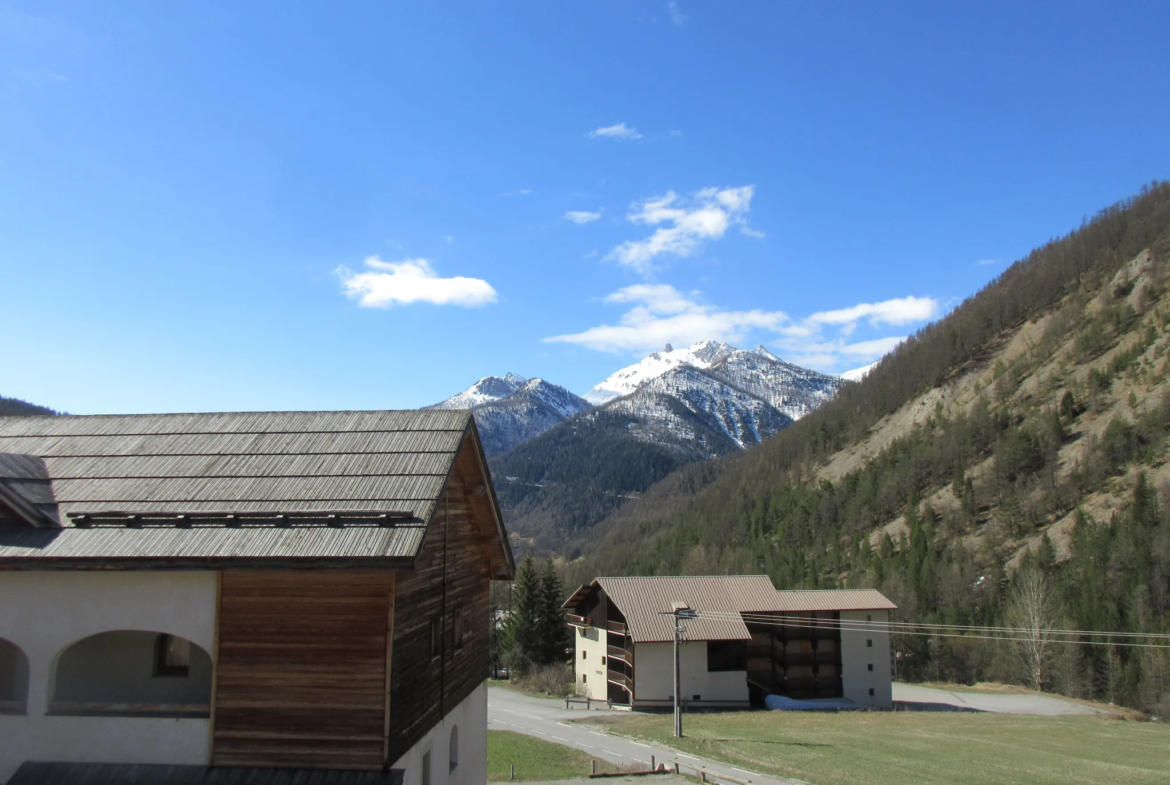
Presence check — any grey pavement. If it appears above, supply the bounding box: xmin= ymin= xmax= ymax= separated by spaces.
xmin=487 ymin=686 xmax=800 ymax=785
xmin=892 ymin=683 xmax=1105 ymax=715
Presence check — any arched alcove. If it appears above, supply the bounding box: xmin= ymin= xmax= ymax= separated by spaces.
xmin=51 ymin=630 xmax=212 ymax=717
xmin=449 ymin=724 xmax=459 ymax=773
xmin=0 ymin=637 xmax=30 ymax=715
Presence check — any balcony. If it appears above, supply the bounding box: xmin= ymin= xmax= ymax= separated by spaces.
xmin=607 ymin=670 xmax=633 ymax=692
xmin=607 ymin=645 xmax=633 ymax=665
xmin=566 ymin=613 xmax=593 ymax=629
xmin=606 ymin=620 xmax=629 ymax=636
xmin=747 ymin=649 xmax=839 ymax=666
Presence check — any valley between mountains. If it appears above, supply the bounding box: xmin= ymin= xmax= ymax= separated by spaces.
xmin=428 ymin=341 xmax=847 ymax=551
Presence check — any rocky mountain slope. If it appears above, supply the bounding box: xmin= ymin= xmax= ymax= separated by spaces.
xmin=428 ymin=374 xmax=591 ymax=456
xmin=565 ymin=183 xmax=1170 ymax=717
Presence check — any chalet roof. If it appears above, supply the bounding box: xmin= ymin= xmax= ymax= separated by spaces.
xmin=0 ymin=410 xmax=513 ymax=575
xmin=567 ymin=576 xmax=896 ymax=643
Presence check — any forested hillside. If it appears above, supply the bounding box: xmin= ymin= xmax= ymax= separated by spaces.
xmin=0 ymin=396 xmax=56 ymax=417
xmin=567 ymin=183 xmax=1170 ymax=716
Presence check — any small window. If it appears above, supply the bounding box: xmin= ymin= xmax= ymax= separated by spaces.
xmin=154 ymin=634 xmax=190 ymax=678
xmin=454 ymin=607 xmax=464 ymax=653
xmin=582 ymin=673 xmax=587 ymax=683
xmin=422 ymin=750 xmax=432 ymax=785
xmin=430 ymin=617 xmax=442 ymax=660
xmin=868 ymin=688 xmax=875 ymax=697
xmin=449 ymin=725 xmax=459 ymax=773
xmin=693 ymin=694 xmax=701 ymax=700
xmin=868 ymin=663 xmax=874 ymax=672
xmin=866 ymin=614 xmax=872 ymax=622
xmin=707 ymin=640 xmax=747 ymax=672
xmin=578 ymin=627 xmax=587 ymax=637
xmin=867 ymin=639 xmax=873 ymax=648
xmin=582 ymin=650 xmax=587 ymax=660
xmin=601 ymin=656 xmax=606 ymax=665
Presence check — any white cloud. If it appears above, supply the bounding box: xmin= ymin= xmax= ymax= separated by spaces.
xmin=806 ymin=296 xmax=938 ymax=329
xmin=607 ymin=186 xmax=757 ymax=274
xmin=565 ymin=210 xmax=601 ymax=224
xmin=977 ymin=258 xmax=1000 ymax=265
xmin=544 ymin=287 xmax=936 ymax=371
xmin=667 ymin=0 xmax=686 ymax=25
xmin=337 ymin=257 xmax=497 ymax=309
xmin=588 ymin=122 xmax=642 ymax=140
xmin=498 ymin=188 xmax=533 ymax=197
xmin=544 ymin=284 xmax=787 ymax=354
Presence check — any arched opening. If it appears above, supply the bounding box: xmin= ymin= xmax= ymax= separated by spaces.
xmin=51 ymin=631 xmax=212 ymax=717
xmin=448 ymin=724 xmax=459 ymax=773
xmin=0 ymin=638 xmax=30 ymax=715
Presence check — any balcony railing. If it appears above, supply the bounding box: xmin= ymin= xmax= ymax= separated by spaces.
xmin=607 ymin=670 xmax=633 ymax=692
xmin=747 ymin=649 xmax=839 ymax=666
xmin=606 ymin=620 xmax=629 ymax=636
xmin=607 ymin=644 xmax=633 ymax=665
xmin=566 ymin=613 xmax=593 ymax=629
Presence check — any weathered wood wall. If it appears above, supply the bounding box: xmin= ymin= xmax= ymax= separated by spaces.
xmin=212 ymin=572 xmax=394 ymax=769
xmin=385 ymin=439 xmax=493 ymax=765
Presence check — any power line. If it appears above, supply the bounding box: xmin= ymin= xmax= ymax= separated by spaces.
xmin=685 ymin=610 xmax=1170 ymax=649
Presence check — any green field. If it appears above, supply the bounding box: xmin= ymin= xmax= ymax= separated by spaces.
xmin=588 ymin=711 xmax=1170 ymax=785
xmin=487 ymin=729 xmax=619 ymax=781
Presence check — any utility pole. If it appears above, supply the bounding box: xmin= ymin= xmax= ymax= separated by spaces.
xmin=659 ymin=602 xmax=697 ymax=738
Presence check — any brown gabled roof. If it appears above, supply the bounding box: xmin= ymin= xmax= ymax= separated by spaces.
xmin=768 ymin=589 xmax=897 ymax=613
xmin=0 ymin=409 xmax=513 ymax=576
xmin=569 ymin=576 xmax=897 ymax=643
xmin=593 ymin=575 xmax=783 ymax=643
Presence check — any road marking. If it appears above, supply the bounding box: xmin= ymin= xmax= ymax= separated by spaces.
xmin=557 ymin=722 xmax=574 ymax=728
xmin=590 ymin=731 xmax=607 ymax=737
xmin=577 ymin=744 xmax=595 ymax=749
xmin=522 ymin=712 xmax=542 ymax=719
xmin=529 ymin=730 xmax=546 ymax=736
xmin=631 ymin=741 xmax=651 ymax=748
xmin=551 ymin=736 xmax=570 ymax=742
xmin=678 ymin=753 xmax=700 ymax=760
xmin=731 ymin=767 xmax=759 ymax=776
xmin=602 ymin=750 xmax=621 ymax=757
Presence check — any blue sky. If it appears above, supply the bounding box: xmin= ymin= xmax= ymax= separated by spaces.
xmin=2 ymin=1 xmax=1169 ymax=414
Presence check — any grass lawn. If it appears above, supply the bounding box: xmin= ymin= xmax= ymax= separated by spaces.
xmin=587 ymin=711 xmax=1170 ymax=785
xmin=488 ymin=730 xmax=619 ymax=781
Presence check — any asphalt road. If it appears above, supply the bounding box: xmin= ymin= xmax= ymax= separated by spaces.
xmin=487 ymin=686 xmax=800 ymax=785
xmin=892 ymin=683 xmax=1106 ymax=715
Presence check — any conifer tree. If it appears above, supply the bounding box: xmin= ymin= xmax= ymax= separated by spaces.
xmin=507 ymin=554 xmax=541 ymax=671
xmin=537 ymin=558 xmax=569 ymax=664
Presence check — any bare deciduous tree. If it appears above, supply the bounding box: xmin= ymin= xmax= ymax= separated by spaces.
xmin=1005 ymin=565 xmax=1060 ymax=691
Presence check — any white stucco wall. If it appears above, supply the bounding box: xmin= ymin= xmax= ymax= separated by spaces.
xmin=840 ymin=609 xmax=893 ymax=708
xmin=392 ymin=680 xmax=487 ymax=785
xmin=632 ymin=641 xmax=748 ymax=708
xmin=0 ymin=571 xmax=218 ymax=784
xmin=573 ymin=626 xmax=608 ymax=700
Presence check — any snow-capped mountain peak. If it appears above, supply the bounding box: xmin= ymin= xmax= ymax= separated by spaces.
xmin=427 ymin=373 xmax=591 ymax=455
xmin=840 ymin=361 xmax=878 ymax=382
xmin=584 ymin=340 xmax=737 ymax=404
xmin=431 ymin=373 xmax=529 ymax=410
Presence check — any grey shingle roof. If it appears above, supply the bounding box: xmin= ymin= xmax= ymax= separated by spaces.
xmin=0 ymin=409 xmax=494 ymax=569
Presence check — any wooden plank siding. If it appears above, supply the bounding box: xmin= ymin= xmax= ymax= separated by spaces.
xmin=385 ymin=438 xmax=493 ymax=766
xmin=211 ymin=572 xmax=395 ymax=769
xmin=208 ymin=432 xmax=501 ymax=770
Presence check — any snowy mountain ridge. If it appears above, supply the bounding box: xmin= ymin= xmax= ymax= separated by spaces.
xmin=584 ymin=340 xmax=735 ymax=404
xmin=427 ymin=374 xmax=591 ymax=455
